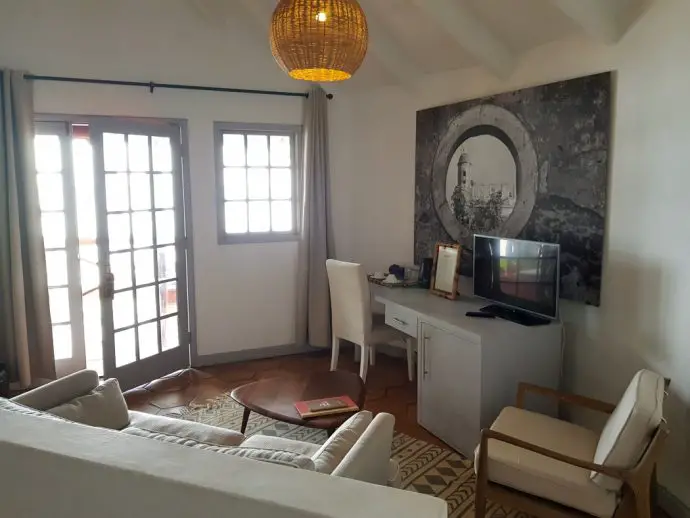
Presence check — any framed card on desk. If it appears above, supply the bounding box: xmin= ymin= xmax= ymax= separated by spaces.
xmin=430 ymin=242 xmax=461 ymax=300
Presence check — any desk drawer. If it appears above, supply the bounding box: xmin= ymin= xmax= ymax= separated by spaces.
xmin=385 ymin=305 xmax=418 ymax=338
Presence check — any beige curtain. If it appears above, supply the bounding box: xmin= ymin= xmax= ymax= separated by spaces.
xmin=296 ymin=86 xmax=333 ymax=348
xmin=0 ymin=69 xmax=55 ymax=388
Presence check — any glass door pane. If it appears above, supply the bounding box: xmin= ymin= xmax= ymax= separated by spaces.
xmin=34 ymin=122 xmax=88 ymax=377
xmin=91 ymin=121 xmax=189 ymax=390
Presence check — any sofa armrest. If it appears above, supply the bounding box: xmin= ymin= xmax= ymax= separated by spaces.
xmin=11 ymin=370 xmax=100 ymax=410
xmin=332 ymin=412 xmax=395 ymax=486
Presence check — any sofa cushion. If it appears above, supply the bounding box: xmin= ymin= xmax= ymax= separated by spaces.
xmin=10 ymin=370 xmax=100 ymax=410
xmin=592 ymin=369 xmax=665 ymax=490
xmin=242 ymin=434 xmax=321 ymax=457
xmin=311 ymin=411 xmax=372 ymax=474
xmin=0 ymin=398 xmax=71 ymax=423
xmin=475 ymin=406 xmax=617 ymax=518
xmin=125 ymin=411 xmax=245 ymax=447
xmin=47 ymin=378 xmax=130 ymax=430
xmin=123 ymin=426 xmax=314 ymax=470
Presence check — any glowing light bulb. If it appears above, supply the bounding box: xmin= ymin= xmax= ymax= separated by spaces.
xmin=316 ymin=11 xmax=327 ymax=22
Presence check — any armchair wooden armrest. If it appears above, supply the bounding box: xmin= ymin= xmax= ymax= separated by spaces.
xmin=477 ymin=428 xmax=625 ymax=479
xmin=516 ymin=382 xmax=617 ymax=415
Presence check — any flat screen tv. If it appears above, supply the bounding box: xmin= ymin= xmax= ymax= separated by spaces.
xmin=473 ymin=235 xmax=560 ymax=322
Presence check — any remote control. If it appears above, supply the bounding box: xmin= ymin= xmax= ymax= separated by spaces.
xmin=465 ymin=311 xmax=496 ymax=319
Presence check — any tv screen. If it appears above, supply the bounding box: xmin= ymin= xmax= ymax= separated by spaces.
xmin=473 ymin=235 xmax=560 ymax=319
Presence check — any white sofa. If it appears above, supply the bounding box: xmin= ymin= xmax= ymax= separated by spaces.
xmin=8 ymin=370 xmax=402 ymax=487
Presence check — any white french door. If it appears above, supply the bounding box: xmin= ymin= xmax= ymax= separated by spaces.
xmin=34 ymin=118 xmax=191 ymax=389
xmin=90 ymin=120 xmax=190 ymax=390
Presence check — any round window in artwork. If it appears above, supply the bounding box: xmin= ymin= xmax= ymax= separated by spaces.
xmin=445 ymin=134 xmax=517 ymax=235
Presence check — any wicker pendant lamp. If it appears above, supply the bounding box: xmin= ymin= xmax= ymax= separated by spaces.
xmin=270 ymin=0 xmax=368 ymax=82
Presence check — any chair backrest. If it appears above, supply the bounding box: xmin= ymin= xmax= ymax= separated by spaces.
xmin=591 ymin=369 xmax=665 ymax=490
xmin=326 ymin=259 xmax=372 ymax=346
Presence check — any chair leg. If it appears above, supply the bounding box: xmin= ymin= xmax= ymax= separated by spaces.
xmin=406 ymin=338 xmax=415 ymax=382
xmin=370 ymin=345 xmax=376 ymax=366
xmin=330 ymin=336 xmax=340 ymax=371
xmin=359 ymin=345 xmax=369 ymax=383
xmin=474 ymin=477 xmax=487 ymax=518
xmin=632 ymin=480 xmax=652 ymax=518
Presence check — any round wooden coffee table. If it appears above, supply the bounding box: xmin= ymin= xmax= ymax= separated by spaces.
xmin=230 ymin=370 xmax=366 ymax=435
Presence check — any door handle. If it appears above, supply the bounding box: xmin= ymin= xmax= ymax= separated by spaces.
xmin=423 ymin=335 xmax=430 ymax=378
xmin=100 ymin=272 xmax=115 ymax=300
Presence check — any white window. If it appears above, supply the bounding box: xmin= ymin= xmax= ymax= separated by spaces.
xmin=215 ymin=123 xmax=300 ymax=244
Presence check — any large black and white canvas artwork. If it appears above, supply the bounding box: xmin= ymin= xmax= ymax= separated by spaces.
xmin=415 ymin=72 xmax=612 ymax=305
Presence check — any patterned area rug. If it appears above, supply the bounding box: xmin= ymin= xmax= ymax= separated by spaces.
xmin=172 ymin=393 xmax=523 ymax=518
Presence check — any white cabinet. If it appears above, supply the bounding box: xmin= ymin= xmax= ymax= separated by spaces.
xmin=374 ymin=285 xmax=562 ymax=458
xmin=418 ymin=322 xmax=481 ymax=455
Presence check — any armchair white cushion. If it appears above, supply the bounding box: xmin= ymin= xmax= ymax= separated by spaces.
xmin=311 ymin=410 xmax=373 ymax=474
xmin=591 ymin=369 xmax=665 ymax=490
xmin=474 ymin=406 xmax=617 ymax=518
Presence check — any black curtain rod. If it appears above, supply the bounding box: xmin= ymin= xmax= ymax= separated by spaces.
xmin=25 ymin=74 xmax=333 ymax=99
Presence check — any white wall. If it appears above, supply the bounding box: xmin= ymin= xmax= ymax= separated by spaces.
xmin=330 ymin=0 xmax=690 ymax=505
xmin=0 ymin=0 xmax=306 ymax=357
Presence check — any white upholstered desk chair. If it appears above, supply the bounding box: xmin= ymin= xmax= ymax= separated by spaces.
xmin=326 ymin=259 xmax=414 ymax=383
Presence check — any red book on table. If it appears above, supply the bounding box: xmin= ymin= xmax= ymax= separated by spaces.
xmin=294 ymin=395 xmax=359 ymax=419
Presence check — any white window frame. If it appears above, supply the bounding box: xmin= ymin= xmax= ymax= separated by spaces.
xmin=214 ymin=122 xmax=301 ymax=244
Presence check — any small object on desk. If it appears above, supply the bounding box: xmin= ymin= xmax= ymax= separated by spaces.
xmin=372 ymin=271 xmax=386 ymax=280
xmin=465 ymin=311 xmax=496 ymax=319
xmin=294 ymin=395 xmax=359 ymax=419
xmin=383 ymin=274 xmax=401 ymax=285
xmin=388 ymin=264 xmax=405 ymax=280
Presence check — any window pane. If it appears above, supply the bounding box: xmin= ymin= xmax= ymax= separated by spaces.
xmin=137 ymin=286 xmax=157 ymax=322
xmin=130 ymin=173 xmax=151 ymax=210
xmin=46 ymin=250 xmax=68 ymax=286
xmin=37 ymin=173 xmax=64 ymax=211
xmin=270 ymin=135 xmax=291 ymax=167
xmin=53 ymin=324 xmax=72 ymax=360
xmin=225 ymin=202 xmax=247 ymax=234
xmin=134 ymin=249 xmax=155 ymax=285
xmin=271 ymin=201 xmax=293 ymax=232
xmin=162 ymin=316 xmax=179 ymax=351
xmin=114 ymin=328 xmax=136 ymax=367
xmin=248 ymin=201 xmax=270 ymax=233
xmin=159 ymin=281 xmax=177 ymax=317
xmin=49 ymin=288 xmax=70 ymax=324
xmin=110 ymin=251 xmax=132 ymax=290
xmin=155 ymin=210 xmax=175 ymax=245
xmin=42 ymin=212 xmax=66 ymax=249
xmin=270 ymin=168 xmax=292 ymax=200
xmin=105 ymin=173 xmax=129 ymax=212
xmin=154 ymin=173 xmax=174 ymax=208
xmin=80 ymin=244 xmax=100 ymax=293
xmin=132 ymin=211 xmax=154 ymax=248
xmin=128 ymin=135 xmax=150 ymax=172
xmin=103 ymin=133 xmax=127 ymax=172
xmin=247 ymin=168 xmax=269 ymax=200
xmin=138 ymin=322 xmax=159 ymax=359
xmin=247 ymin=135 xmax=269 ymax=166
xmin=113 ymin=290 xmax=135 ymax=330
xmin=152 ymin=136 xmax=172 ymax=172
xmin=108 ymin=214 xmax=131 ymax=251
xmin=223 ymin=134 xmax=245 ymax=167
xmin=157 ymin=246 xmax=177 ymax=280
xmin=35 ymin=135 xmax=62 ymax=173
xmin=223 ymin=168 xmax=247 ymax=201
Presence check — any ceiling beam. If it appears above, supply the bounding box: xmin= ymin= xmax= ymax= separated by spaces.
xmin=410 ymin=0 xmax=515 ymax=79
xmin=549 ymin=0 xmax=654 ymax=44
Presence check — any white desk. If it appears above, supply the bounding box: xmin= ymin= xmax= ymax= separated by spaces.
xmin=372 ymin=282 xmax=562 ymax=456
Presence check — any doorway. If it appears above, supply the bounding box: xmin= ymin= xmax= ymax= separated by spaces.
xmin=33 ymin=117 xmax=192 ymax=389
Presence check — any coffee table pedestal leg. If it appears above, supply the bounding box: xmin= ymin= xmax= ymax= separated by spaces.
xmin=241 ymin=408 xmax=251 ymax=434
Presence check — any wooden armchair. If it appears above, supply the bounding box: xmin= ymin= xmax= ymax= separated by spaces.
xmin=475 ymin=370 xmax=668 ymax=518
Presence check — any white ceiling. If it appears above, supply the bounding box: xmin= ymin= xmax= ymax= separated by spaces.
xmin=0 ymin=0 xmax=656 ymax=92
xmin=191 ymin=0 xmax=655 ymax=88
